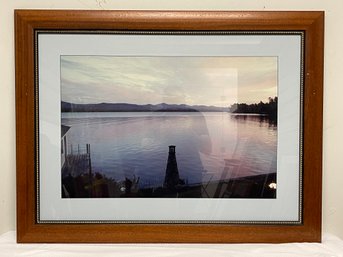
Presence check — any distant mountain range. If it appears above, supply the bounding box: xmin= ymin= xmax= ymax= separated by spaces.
xmin=61 ymin=101 xmax=229 ymax=112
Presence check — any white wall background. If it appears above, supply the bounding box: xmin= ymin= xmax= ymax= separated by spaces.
xmin=1 ymin=0 xmax=342 ymax=239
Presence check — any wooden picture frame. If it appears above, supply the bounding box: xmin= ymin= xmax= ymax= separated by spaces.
xmin=15 ymin=10 xmax=324 ymax=243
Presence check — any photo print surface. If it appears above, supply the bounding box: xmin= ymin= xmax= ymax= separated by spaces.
xmin=60 ymin=56 xmax=278 ymax=199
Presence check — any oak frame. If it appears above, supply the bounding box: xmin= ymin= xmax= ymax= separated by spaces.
xmin=15 ymin=10 xmax=324 ymax=243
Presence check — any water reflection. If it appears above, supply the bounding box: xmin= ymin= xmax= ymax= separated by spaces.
xmin=230 ymin=114 xmax=277 ymax=127
xmin=61 ymin=112 xmax=277 ymax=198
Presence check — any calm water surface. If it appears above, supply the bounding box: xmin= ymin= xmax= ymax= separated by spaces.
xmin=61 ymin=112 xmax=277 ymax=187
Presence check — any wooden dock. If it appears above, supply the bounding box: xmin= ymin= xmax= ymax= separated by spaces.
xmin=62 ymin=143 xmax=92 ymax=178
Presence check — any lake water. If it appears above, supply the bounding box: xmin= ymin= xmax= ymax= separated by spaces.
xmin=61 ymin=112 xmax=277 ymax=187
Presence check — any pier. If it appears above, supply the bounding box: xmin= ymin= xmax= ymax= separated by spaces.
xmin=62 ymin=143 xmax=92 ymax=178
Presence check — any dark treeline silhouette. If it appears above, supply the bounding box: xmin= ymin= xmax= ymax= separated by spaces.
xmin=229 ymin=96 xmax=277 ymax=119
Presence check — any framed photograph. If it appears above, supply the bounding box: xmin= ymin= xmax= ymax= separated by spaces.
xmin=15 ymin=10 xmax=324 ymax=243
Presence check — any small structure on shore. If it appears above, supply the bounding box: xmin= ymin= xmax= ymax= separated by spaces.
xmin=61 ymin=125 xmax=71 ymax=168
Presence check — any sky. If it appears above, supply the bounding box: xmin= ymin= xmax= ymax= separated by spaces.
xmin=61 ymin=56 xmax=277 ymax=107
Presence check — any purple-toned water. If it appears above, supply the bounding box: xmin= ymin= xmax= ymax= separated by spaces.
xmin=61 ymin=112 xmax=277 ymax=187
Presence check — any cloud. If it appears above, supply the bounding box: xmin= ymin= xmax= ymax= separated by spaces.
xmin=61 ymin=56 xmax=277 ymax=106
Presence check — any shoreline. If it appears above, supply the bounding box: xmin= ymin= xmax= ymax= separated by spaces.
xmin=62 ymin=172 xmax=276 ymax=199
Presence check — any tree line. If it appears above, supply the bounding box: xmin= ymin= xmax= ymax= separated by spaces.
xmin=229 ymin=96 xmax=277 ymax=118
